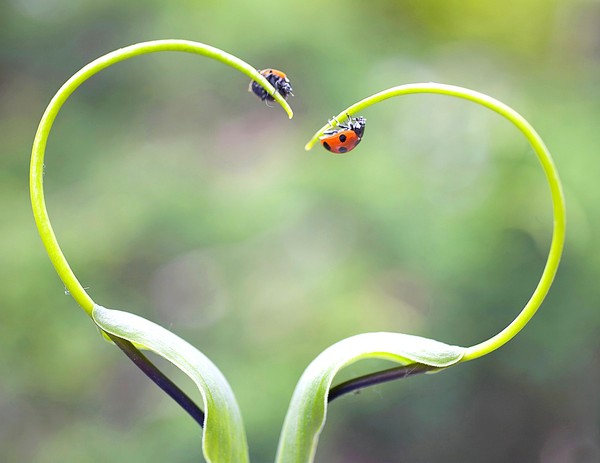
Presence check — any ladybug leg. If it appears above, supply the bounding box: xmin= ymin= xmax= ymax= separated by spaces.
xmin=328 ymin=116 xmax=341 ymax=128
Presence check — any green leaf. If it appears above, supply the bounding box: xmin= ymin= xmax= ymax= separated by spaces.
xmin=92 ymin=304 xmax=249 ymax=463
xmin=275 ymin=332 xmax=465 ymax=463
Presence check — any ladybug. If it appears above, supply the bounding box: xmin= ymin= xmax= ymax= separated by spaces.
xmin=249 ymin=69 xmax=293 ymax=102
xmin=319 ymin=115 xmax=367 ymax=154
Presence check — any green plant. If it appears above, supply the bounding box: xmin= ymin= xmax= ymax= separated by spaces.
xmin=30 ymin=40 xmax=565 ymax=463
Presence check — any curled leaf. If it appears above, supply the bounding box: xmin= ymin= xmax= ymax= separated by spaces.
xmin=92 ymin=304 xmax=248 ymax=463
xmin=275 ymin=332 xmax=465 ymax=463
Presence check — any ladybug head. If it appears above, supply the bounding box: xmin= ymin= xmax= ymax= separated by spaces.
xmin=274 ymin=76 xmax=293 ymax=99
xmin=348 ymin=116 xmax=366 ymax=138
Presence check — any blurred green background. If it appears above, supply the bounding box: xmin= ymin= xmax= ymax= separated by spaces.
xmin=2 ymin=0 xmax=599 ymax=461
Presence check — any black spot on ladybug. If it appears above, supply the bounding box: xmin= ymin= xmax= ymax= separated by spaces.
xmin=323 ymin=142 xmax=332 ymax=151
xmin=338 ymin=146 xmax=348 ymax=153
xmin=339 ymin=134 xmax=347 ymax=143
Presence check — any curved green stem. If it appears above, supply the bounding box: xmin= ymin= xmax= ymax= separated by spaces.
xmin=30 ymin=39 xmax=293 ymax=318
xmin=306 ymin=83 xmax=566 ymax=362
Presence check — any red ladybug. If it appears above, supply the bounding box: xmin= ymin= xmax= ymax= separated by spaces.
xmin=319 ymin=115 xmax=367 ymax=154
xmin=249 ymin=69 xmax=293 ymax=102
